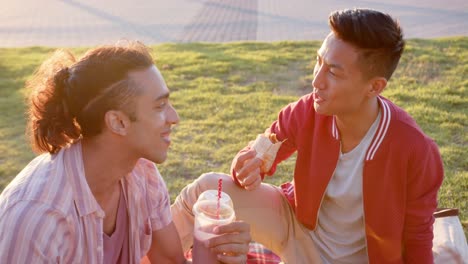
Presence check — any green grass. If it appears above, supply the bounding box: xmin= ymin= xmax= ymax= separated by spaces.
xmin=0 ymin=38 xmax=467 ymax=237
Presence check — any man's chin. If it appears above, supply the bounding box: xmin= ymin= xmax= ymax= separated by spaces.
xmin=314 ymin=105 xmax=334 ymax=117
xmin=149 ymin=153 xmax=168 ymax=164
xmin=314 ymin=104 xmax=325 ymax=114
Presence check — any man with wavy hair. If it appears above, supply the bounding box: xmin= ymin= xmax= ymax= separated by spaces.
xmin=0 ymin=42 xmax=250 ymax=263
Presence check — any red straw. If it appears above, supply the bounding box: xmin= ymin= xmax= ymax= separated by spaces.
xmin=217 ymin=178 xmax=222 ymax=219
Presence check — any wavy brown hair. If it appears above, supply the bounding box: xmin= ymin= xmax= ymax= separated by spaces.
xmin=329 ymin=8 xmax=405 ymax=80
xmin=26 ymin=41 xmax=154 ymax=154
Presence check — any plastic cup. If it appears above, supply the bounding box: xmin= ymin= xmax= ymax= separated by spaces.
xmin=192 ymin=191 xmax=235 ymax=264
xmin=197 ymin=190 xmax=233 ymax=208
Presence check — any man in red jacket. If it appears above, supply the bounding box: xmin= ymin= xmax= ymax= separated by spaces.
xmin=172 ymin=8 xmax=444 ymax=263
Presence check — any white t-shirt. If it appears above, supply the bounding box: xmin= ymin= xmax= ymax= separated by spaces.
xmin=311 ymin=111 xmax=381 ymax=264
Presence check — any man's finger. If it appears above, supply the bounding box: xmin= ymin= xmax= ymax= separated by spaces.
xmin=240 ymin=168 xmax=260 ymax=187
xmin=234 ymin=150 xmax=257 ymax=177
xmin=214 ymin=221 xmax=250 ymax=234
xmin=236 ymin=149 xmax=256 ymax=164
xmin=237 ymin=158 xmax=262 ymax=179
xmin=208 ymin=232 xmax=251 ymax=248
xmin=244 ymin=176 xmax=261 ymax=191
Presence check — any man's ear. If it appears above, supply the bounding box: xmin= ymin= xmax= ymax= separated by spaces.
xmin=367 ymin=77 xmax=387 ymax=97
xmin=104 ymin=110 xmax=130 ymax=136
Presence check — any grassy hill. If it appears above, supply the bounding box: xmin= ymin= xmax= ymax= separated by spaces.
xmin=0 ymin=38 xmax=466 ymax=236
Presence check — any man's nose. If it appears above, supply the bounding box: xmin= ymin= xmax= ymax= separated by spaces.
xmin=168 ymin=104 xmax=180 ymax=125
xmin=312 ymin=65 xmax=324 ymax=90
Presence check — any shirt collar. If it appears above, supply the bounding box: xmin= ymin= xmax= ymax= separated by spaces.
xmin=62 ymin=141 xmax=104 ymax=218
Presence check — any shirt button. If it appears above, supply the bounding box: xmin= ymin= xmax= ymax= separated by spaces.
xmin=97 ymin=246 xmax=102 ymax=252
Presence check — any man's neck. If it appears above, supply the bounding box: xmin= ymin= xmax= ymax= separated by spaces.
xmin=335 ymin=98 xmax=380 ymax=153
xmin=81 ymin=136 xmax=137 ymax=204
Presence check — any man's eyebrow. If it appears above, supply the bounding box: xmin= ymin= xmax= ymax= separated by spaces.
xmin=154 ymin=92 xmax=170 ymax=101
xmin=316 ymin=52 xmax=344 ymax=70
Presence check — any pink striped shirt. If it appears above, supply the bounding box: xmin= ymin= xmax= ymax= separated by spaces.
xmin=0 ymin=141 xmax=172 ymax=263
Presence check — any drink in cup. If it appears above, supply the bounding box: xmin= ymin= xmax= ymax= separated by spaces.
xmin=192 ymin=190 xmax=235 ymax=264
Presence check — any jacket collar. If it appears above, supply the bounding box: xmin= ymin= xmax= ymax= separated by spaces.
xmin=331 ymin=115 xmax=339 ymax=140
xmin=330 ymin=96 xmax=392 ymax=161
xmin=365 ymin=97 xmax=391 ymax=161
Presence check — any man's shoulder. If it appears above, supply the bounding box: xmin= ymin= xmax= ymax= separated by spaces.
xmin=384 ymin=98 xmax=422 ymax=133
xmin=0 ymin=153 xmax=73 ymax=215
xmin=1 ymin=154 xmax=50 ymax=199
xmin=383 ymin=98 xmax=438 ymax=148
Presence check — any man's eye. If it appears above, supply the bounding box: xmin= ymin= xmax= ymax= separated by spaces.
xmin=155 ymin=102 xmax=167 ymax=109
